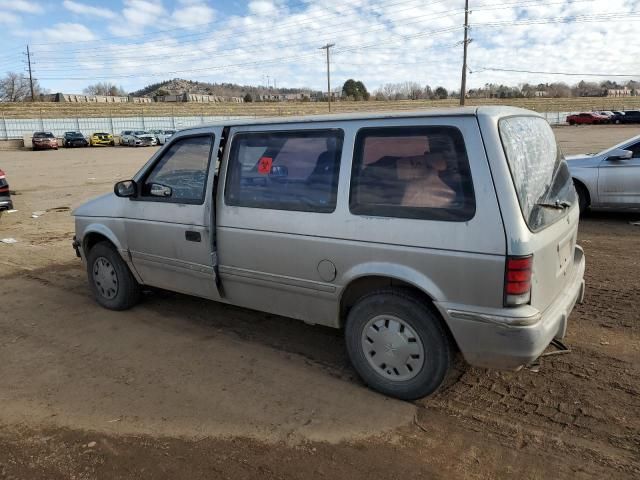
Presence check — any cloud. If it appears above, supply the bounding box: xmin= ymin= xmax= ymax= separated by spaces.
xmin=62 ymin=0 xmax=116 ymax=19
xmin=248 ymin=1 xmax=278 ymax=16
xmin=171 ymin=1 xmax=216 ymax=29
xmin=26 ymin=0 xmax=640 ymax=94
xmin=0 ymin=11 xmax=20 ymax=24
xmin=42 ymin=22 xmax=96 ymax=42
xmin=0 ymin=0 xmax=36 ymax=13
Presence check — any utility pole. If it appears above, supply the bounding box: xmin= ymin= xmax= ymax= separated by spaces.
xmin=319 ymin=43 xmax=335 ymax=112
xmin=459 ymin=0 xmax=470 ymax=106
xmin=26 ymin=45 xmax=35 ymax=102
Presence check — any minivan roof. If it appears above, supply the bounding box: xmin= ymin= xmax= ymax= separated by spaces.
xmin=184 ymin=106 xmax=539 ymax=131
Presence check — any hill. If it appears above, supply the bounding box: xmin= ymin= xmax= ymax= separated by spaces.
xmin=129 ymin=78 xmax=307 ymax=98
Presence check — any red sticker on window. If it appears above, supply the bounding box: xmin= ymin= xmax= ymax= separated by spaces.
xmin=258 ymin=156 xmax=273 ymax=174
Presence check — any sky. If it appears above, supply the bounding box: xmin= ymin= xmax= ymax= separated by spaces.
xmin=0 ymin=0 xmax=639 ymax=94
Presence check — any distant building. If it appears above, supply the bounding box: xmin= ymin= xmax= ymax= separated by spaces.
xmin=154 ymin=93 xmax=244 ymax=103
xmin=607 ymin=87 xmax=638 ymax=97
xmin=42 ymin=93 xmax=152 ymax=103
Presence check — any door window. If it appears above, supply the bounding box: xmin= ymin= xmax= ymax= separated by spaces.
xmin=349 ymin=126 xmax=475 ymax=221
xmin=225 ymin=129 xmax=343 ymax=213
xmin=141 ymin=135 xmax=213 ymax=204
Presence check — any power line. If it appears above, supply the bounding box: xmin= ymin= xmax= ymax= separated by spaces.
xmin=474 ymin=67 xmax=640 ymax=77
xmin=29 ymin=1 xmax=459 ymax=65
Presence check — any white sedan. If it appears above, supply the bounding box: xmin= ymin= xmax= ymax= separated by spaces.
xmin=567 ymin=135 xmax=640 ymax=212
xmin=151 ymin=129 xmax=177 ymax=145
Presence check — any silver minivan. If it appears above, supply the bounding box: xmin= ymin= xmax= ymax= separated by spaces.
xmin=72 ymin=107 xmax=586 ymax=399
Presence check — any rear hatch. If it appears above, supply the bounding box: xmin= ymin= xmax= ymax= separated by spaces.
xmin=499 ymin=116 xmax=579 ymax=312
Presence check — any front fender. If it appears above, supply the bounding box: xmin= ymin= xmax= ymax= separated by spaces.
xmin=77 ymin=220 xmax=125 ymax=252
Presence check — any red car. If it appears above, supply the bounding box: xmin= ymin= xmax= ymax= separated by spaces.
xmin=32 ymin=131 xmax=59 ymax=150
xmin=566 ymin=112 xmax=609 ymax=125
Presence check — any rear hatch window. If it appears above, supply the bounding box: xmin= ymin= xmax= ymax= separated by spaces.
xmin=499 ymin=116 xmax=576 ymax=231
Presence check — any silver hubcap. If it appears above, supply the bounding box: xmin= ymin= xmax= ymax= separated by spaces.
xmin=93 ymin=256 xmax=119 ymax=300
xmin=361 ymin=315 xmax=425 ymax=381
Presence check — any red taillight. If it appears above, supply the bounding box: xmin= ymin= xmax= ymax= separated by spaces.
xmin=504 ymin=255 xmax=533 ymax=307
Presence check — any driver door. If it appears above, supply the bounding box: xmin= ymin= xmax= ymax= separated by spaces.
xmin=598 ymin=141 xmax=640 ymax=207
xmin=124 ymin=131 xmax=221 ymax=299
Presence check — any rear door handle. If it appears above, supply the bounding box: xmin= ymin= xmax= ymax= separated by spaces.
xmin=185 ymin=231 xmax=201 ymax=242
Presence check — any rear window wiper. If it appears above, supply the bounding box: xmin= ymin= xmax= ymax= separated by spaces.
xmin=536 ymin=200 xmax=571 ymax=210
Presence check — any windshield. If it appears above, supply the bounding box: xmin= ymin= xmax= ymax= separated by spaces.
xmin=135 ymin=131 xmax=148 ymax=135
xmin=67 ymin=132 xmax=83 ymax=138
xmin=499 ymin=116 xmax=576 ymax=231
xmin=35 ymin=132 xmax=54 ymax=138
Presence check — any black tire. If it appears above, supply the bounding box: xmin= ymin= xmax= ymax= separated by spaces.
xmin=574 ymin=181 xmax=589 ymax=214
xmin=345 ymin=289 xmax=453 ymax=400
xmin=86 ymin=241 xmax=141 ymax=310
xmin=568 ymin=120 xmax=576 ymax=126
xmin=615 ymin=119 xmax=621 ymax=124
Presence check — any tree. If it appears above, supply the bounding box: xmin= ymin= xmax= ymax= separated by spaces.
xmin=243 ymin=92 xmax=253 ymax=102
xmin=434 ymin=86 xmax=448 ymax=99
xmin=342 ymin=78 xmax=369 ymax=100
xmin=0 ymin=72 xmax=40 ymax=101
xmin=83 ymin=82 xmax=127 ymax=96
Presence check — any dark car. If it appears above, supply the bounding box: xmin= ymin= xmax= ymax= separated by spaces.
xmin=611 ymin=111 xmax=640 ymax=124
xmin=0 ymin=168 xmax=13 ymax=212
xmin=32 ymin=131 xmax=58 ymax=151
xmin=63 ymin=131 xmax=89 ymax=148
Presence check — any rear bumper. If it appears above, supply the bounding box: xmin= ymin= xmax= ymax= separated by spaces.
xmin=437 ymin=246 xmax=586 ymax=370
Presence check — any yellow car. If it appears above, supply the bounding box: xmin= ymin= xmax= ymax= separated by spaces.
xmin=90 ymin=132 xmax=115 ymax=146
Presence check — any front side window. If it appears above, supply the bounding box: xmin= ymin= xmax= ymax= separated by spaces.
xmin=225 ymin=129 xmax=343 ymax=213
xmin=349 ymin=126 xmax=475 ymax=221
xmin=499 ymin=116 xmax=576 ymax=231
xmin=141 ymin=135 xmax=213 ymax=204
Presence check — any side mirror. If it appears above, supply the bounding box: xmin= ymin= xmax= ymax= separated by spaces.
xmin=607 ymin=148 xmax=633 ymax=161
xmin=149 ymin=183 xmax=172 ymax=198
xmin=114 ymin=180 xmax=137 ymax=197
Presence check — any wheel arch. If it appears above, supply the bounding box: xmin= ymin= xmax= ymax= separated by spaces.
xmin=81 ymin=224 xmax=123 ymax=254
xmin=572 ymin=177 xmax=591 ymax=207
xmin=338 ymin=267 xmax=459 ymax=351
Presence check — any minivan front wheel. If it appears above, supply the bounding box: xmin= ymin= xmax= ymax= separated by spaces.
xmin=345 ymin=290 xmax=452 ymax=400
xmin=87 ymin=241 xmax=141 ymax=310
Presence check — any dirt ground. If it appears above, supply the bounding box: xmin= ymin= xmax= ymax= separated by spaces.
xmin=0 ymin=125 xmax=638 ymax=479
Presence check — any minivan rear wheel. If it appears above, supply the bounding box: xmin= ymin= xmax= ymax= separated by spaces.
xmin=86 ymin=241 xmax=141 ymax=310
xmin=345 ymin=289 xmax=452 ymax=400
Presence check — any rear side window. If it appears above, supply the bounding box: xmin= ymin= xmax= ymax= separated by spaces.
xmin=349 ymin=126 xmax=475 ymax=221
xmin=225 ymin=129 xmax=343 ymax=213
xmin=499 ymin=116 xmax=576 ymax=231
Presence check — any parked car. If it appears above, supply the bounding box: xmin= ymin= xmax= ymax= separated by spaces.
xmin=567 ymin=134 xmax=640 ymax=212
xmin=0 ymin=168 xmax=13 ymax=212
xmin=63 ymin=131 xmax=89 ymax=148
xmin=72 ymin=107 xmax=585 ymax=400
xmin=151 ymin=129 xmax=177 ymax=145
xmin=120 ymin=130 xmax=157 ymax=147
xmin=32 ymin=131 xmax=58 ymax=150
xmin=90 ymin=132 xmax=115 ymax=146
xmin=566 ymin=112 xmax=609 ymax=125
xmin=611 ymin=110 xmax=640 ymax=124
xmin=596 ymin=111 xmax=615 ymax=120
